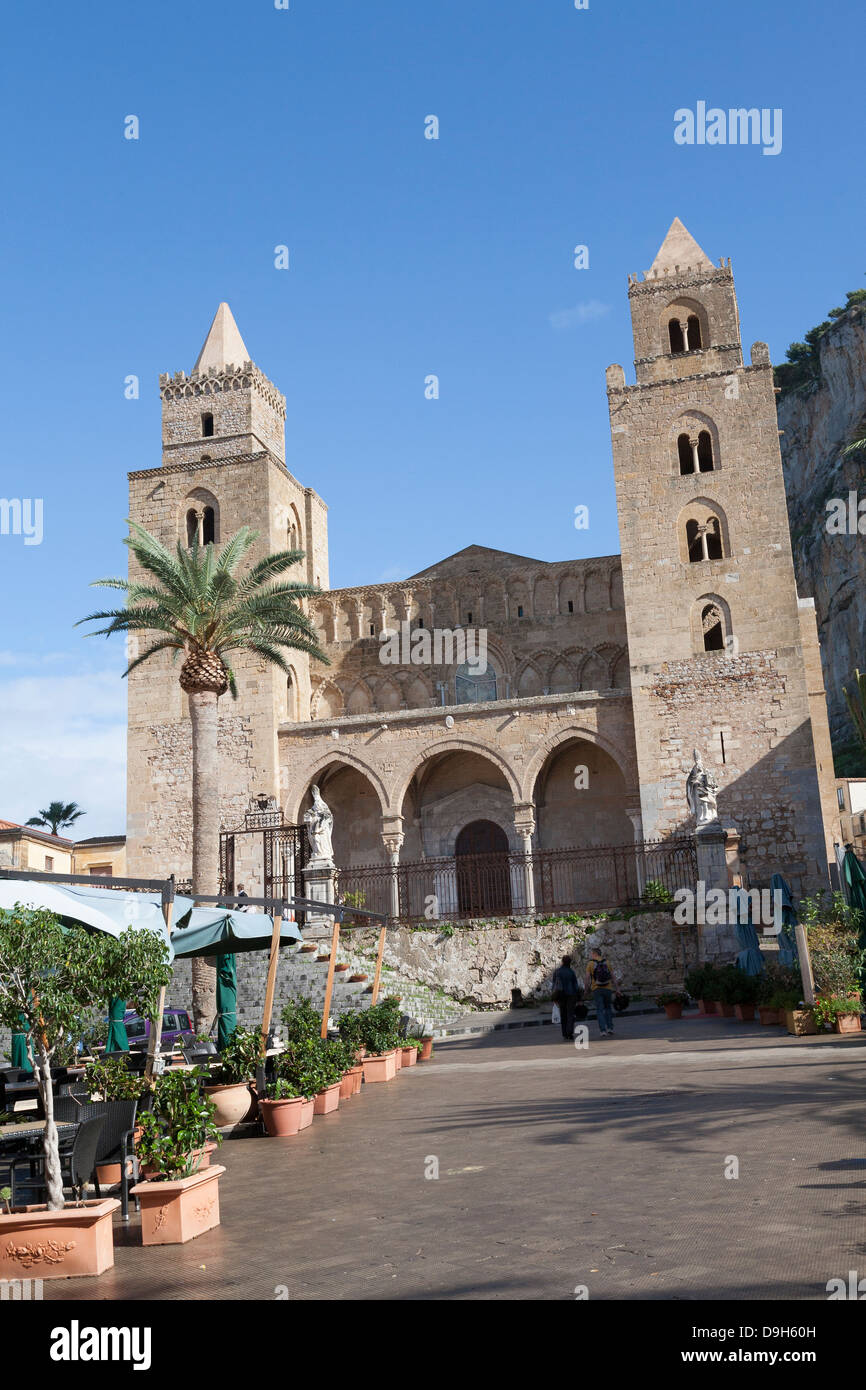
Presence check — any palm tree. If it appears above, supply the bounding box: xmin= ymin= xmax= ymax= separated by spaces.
xmin=26 ymin=801 xmax=86 ymax=837
xmin=78 ymin=521 xmax=328 ymax=1031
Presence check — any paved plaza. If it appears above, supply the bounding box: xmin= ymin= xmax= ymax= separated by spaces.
xmin=53 ymin=1014 xmax=866 ymax=1302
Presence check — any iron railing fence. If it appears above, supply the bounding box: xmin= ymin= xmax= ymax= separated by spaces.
xmin=335 ymin=839 xmax=697 ymax=923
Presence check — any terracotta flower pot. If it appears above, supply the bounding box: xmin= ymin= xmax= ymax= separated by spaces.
xmin=349 ymin=974 xmax=368 ymax=983
xmin=131 ymin=1165 xmax=225 ymax=1246
xmin=0 ymin=1198 xmax=120 ymax=1280
xmin=141 ymin=1143 xmax=214 ymax=1180
xmin=298 ymin=1098 xmax=315 ymax=1129
xmin=698 ymin=1000 xmax=718 ymax=1016
xmin=334 ymin=963 xmax=350 ymax=973
xmin=259 ymin=1095 xmax=308 ymax=1137
xmin=393 ymin=1046 xmax=403 ymax=1072
xmin=662 ymin=1002 xmax=683 ymax=1020
xmin=401 ymin=1045 xmax=418 ymax=1065
xmin=362 ymin=1050 xmax=397 ymax=1083
xmin=786 ymin=1009 xmax=817 ymax=1036
xmin=313 ymin=1082 xmax=341 ymax=1115
xmin=299 ymin=943 xmax=317 ymax=953
xmin=350 ymin=1065 xmax=363 ymax=1094
xmin=835 ymin=1013 xmax=862 ymax=1034
xmin=717 ymin=1003 xmax=735 ymax=1018
xmin=204 ymin=1081 xmax=254 ymax=1127
xmin=734 ymin=1003 xmax=755 ymax=1021
xmin=758 ymin=1006 xmax=780 ymax=1025
xmin=419 ymin=1037 xmax=434 ymax=1061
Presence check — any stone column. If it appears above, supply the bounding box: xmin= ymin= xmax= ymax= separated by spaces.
xmin=303 ymin=857 xmax=337 ymax=940
xmin=690 ymin=437 xmax=700 ymax=474
xmin=695 ymin=821 xmax=738 ymax=957
xmin=513 ymin=803 xmax=536 ymax=917
xmin=625 ymin=805 xmax=645 ymax=899
xmin=381 ymin=829 xmax=404 ymax=921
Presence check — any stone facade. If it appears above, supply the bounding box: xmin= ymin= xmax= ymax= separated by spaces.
xmin=778 ymin=303 xmax=866 ymax=757
xmin=126 ymin=225 xmax=837 ymax=907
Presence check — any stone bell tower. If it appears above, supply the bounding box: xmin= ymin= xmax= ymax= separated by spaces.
xmin=607 ymin=219 xmax=836 ymax=893
xmin=126 ymin=304 xmax=330 ymax=882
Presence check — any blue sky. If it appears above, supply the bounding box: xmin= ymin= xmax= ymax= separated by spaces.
xmin=0 ymin=0 xmax=863 ymax=834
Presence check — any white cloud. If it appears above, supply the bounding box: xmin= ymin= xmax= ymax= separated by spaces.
xmin=0 ymin=669 xmax=126 ymax=836
xmin=548 ymin=300 xmax=611 ymax=331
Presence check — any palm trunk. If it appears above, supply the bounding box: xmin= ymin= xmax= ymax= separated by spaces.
xmin=35 ymin=1043 xmax=64 ymax=1210
xmin=189 ymin=689 xmax=220 ymax=1034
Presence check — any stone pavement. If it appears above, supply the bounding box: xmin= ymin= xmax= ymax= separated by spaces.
xmin=52 ymin=1011 xmax=866 ymax=1301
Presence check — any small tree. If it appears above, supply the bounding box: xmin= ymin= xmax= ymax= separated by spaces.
xmin=0 ymin=906 xmax=171 ymax=1210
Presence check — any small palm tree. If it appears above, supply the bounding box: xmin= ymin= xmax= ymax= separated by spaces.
xmin=78 ymin=521 xmax=328 ymax=1030
xmin=26 ymin=801 xmax=86 ymax=837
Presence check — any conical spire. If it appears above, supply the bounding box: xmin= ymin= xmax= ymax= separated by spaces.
xmin=648 ymin=218 xmax=714 ymax=276
xmin=192 ymin=303 xmax=251 ymax=374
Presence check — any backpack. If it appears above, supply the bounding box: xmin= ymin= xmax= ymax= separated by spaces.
xmin=593 ymin=957 xmax=612 ymax=986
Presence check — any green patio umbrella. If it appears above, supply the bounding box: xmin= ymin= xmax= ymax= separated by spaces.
xmin=11 ymin=1013 xmax=31 ymax=1071
xmin=216 ymin=953 xmax=238 ymax=1050
xmin=732 ymin=889 xmax=765 ymax=974
xmin=770 ymin=873 xmax=799 ymax=969
xmin=842 ymin=849 xmax=866 ymax=988
xmin=105 ymin=997 xmax=129 ymax=1051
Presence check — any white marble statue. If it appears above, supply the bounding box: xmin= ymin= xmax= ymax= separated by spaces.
xmin=686 ymin=748 xmax=719 ymax=826
xmin=304 ymin=784 xmax=334 ymax=863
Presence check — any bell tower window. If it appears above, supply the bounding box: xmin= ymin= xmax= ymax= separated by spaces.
xmin=668 ymin=319 xmax=685 ymax=353
xmin=201 ymin=412 xmax=214 ymax=437
xmin=687 ymin=316 xmax=702 ymax=350
xmin=702 ymin=604 xmax=725 ymax=651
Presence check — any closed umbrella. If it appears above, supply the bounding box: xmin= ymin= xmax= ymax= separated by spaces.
xmin=106 ymin=997 xmax=130 ymax=1052
xmin=11 ymin=1013 xmax=31 ymax=1072
xmin=770 ymin=873 xmax=798 ymax=969
xmin=842 ymin=850 xmax=866 ymax=988
xmin=216 ymin=954 xmax=238 ymax=1050
xmin=732 ymin=889 xmax=765 ymax=974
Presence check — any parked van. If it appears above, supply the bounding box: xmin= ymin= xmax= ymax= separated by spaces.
xmin=125 ymin=1008 xmax=195 ymax=1050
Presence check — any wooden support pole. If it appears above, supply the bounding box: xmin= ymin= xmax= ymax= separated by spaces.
xmin=794 ymin=921 xmax=816 ymax=1006
xmin=370 ymin=924 xmax=387 ymax=1006
xmin=260 ymin=912 xmax=283 ymax=1057
xmin=145 ymin=896 xmax=175 ymax=1081
xmin=320 ymin=919 xmax=341 ymax=1038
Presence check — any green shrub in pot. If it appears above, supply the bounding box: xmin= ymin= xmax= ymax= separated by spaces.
xmin=136 ymin=1071 xmax=221 ymax=1181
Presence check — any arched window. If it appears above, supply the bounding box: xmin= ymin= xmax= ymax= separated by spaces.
xmin=697 ymin=430 xmax=713 ymax=471
xmin=678 ymin=433 xmax=694 ymax=474
xmin=202 ymin=507 xmax=215 ymax=545
xmin=686 ymin=516 xmax=723 ymax=563
xmin=455 ymin=661 xmax=497 ymax=705
xmin=186 ymin=509 xmax=198 ymax=547
xmin=687 ymin=315 xmax=702 ymax=350
xmin=201 ymin=412 xmax=214 ymax=437
xmin=668 ymin=318 xmax=685 ymax=353
xmin=702 ymin=604 xmax=725 ymax=651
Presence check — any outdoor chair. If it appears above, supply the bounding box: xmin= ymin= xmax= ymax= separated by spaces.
xmin=8 ymin=1114 xmax=105 ymax=1206
xmin=87 ymin=1098 xmax=140 ymax=1222
xmin=182 ymin=1040 xmax=217 ymax=1066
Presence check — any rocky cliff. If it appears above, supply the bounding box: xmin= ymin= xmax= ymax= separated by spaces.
xmin=778 ymin=304 xmax=866 ymax=765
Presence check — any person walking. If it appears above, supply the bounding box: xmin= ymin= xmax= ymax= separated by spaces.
xmin=585 ymin=945 xmax=620 ymax=1037
xmin=551 ymin=954 xmax=582 ymax=1041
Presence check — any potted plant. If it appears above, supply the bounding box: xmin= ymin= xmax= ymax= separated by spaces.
xmin=356 ymin=1010 xmax=398 ymax=1083
xmin=349 ymin=973 xmax=368 ymax=984
xmin=0 ymin=907 xmax=171 ymax=1279
xmin=418 ymin=1035 xmax=434 ymax=1062
xmin=131 ymin=1071 xmax=224 ymax=1244
xmin=713 ymin=966 xmax=742 ymax=1018
xmin=728 ymin=971 xmax=761 ymax=1021
xmin=204 ymin=1025 xmax=261 ymax=1126
xmin=338 ymin=1008 xmax=366 ymax=1061
xmin=280 ymin=997 xmax=322 ymax=1043
xmin=401 ymin=1037 xmax=422 ymax=1066
xmin=83 ymin=1054 xmax=153 ymax=1186
xmin=259 ymin=1077 xmax=310 ymax=1137
xmin=685 ymin=964 xmax=718 ymax=1015
xmin=657 ymin=990 xmax=688 ymax=1020
xmin=813 ymin=995 xmax=863 ymax=1034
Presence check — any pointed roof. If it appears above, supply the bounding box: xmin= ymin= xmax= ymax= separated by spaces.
xmin=648 ymin=218 xmax=714 ymax=277
xmin=408 ymin=545 xmax=543 ymax=579
xmin=192 ymin=303 xmax=251 ymax=374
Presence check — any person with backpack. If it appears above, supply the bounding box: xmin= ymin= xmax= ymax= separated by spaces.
xmin=551 ymin=954 xmax=583 ymax=1040
xmin=585 ymin=945 xmax=620 ymax=1037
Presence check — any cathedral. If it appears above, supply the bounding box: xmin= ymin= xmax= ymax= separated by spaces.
xmin=126 ymin=219 xmax=838 ymax=918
